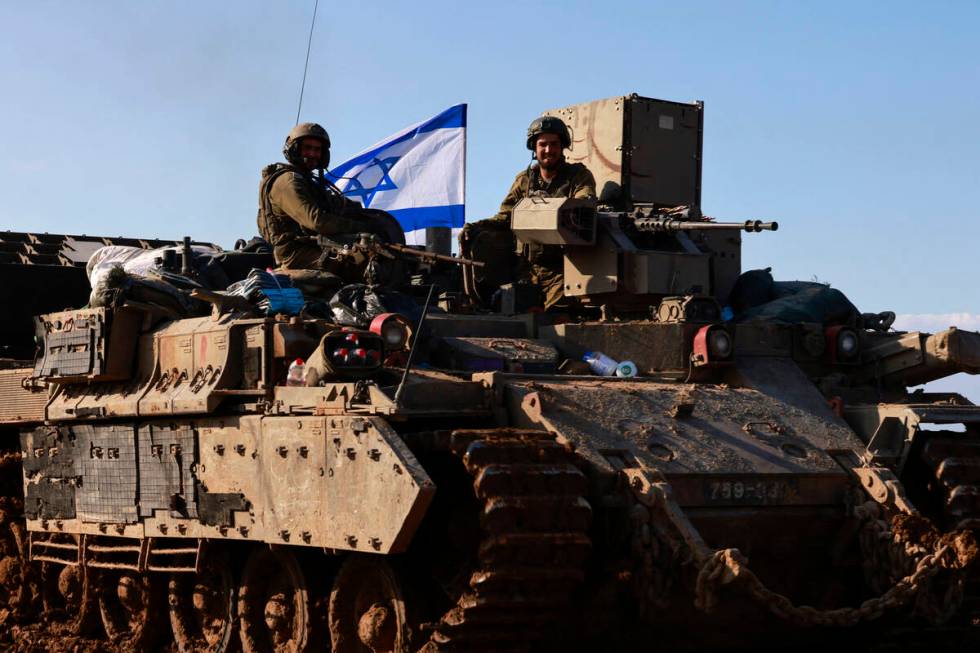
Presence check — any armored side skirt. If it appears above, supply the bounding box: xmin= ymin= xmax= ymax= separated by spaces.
xmin=21 ymin=415 xmax=434 ymax=555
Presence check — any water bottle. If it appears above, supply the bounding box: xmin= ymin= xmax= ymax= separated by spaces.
xmin=583 ymin=351 xmax=619 ymax=376
xmin=615 ymin=360 xmax=638 ymax=377
xmin=286 ymin=358 xmax=306 ymax=386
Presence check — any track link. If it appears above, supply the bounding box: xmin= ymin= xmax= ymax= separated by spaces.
xmin=420 ymin=429 xmax=592 ymax=653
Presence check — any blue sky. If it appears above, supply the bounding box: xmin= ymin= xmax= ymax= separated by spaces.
xmin=2 ymin=1 xmax=978 ymax=398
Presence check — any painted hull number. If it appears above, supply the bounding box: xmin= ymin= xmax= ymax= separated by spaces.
xmin=706 ymin=479 xmax=793 ymax=505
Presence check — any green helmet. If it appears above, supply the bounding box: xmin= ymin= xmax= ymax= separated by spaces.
xmin=526 ymin=115 xmax=571 ymax=151
xmin=284 ymin=122 xmax=331 ymax=169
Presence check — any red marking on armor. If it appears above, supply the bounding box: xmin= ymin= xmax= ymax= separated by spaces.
xmin=200 ymin=335 xmax=208 ymax=360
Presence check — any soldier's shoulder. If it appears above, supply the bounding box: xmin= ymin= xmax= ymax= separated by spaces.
xmin=267 ymin=165 xmax=307 ymax=191
xmin=511 ymin=167 xmax=532 ymax=183
xmin=261 ymin=162 xmax=291 ymax=179
xmin=566 ymin=161 xmax=594 ymax=177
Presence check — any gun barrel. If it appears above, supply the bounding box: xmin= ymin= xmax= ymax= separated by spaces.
xmin=386 ymin=243 xmax=485 ymax=268
xmin=859 ymin=327 xmax=980 ymax=387
xmin=634 ymin=218 xmax=778 ymax=233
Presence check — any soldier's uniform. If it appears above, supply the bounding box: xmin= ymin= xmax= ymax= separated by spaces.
xmin=490 ymin=160 xmax=596 ymax=308
xmin=257 ymin=122 xmax=373 ymax=270
xmin=257 ymin=163 xmax=369 ymax=269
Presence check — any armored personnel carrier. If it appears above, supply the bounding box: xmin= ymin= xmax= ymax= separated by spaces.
xmin=3 ymin=94 xmax=980 ymax=653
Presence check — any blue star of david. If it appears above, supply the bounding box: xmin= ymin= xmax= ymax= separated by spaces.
xmin=342 ymin=156 xmax=400 ymax=208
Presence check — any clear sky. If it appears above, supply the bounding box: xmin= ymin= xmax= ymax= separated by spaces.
xmin=2 ymin=1 xmax=978 ymax=398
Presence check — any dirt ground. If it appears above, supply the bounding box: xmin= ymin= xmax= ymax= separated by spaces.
xmin=0 ymin=620 xmax=177 ymax=653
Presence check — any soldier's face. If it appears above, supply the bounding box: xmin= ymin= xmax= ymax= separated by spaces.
xmin=300 ymin=138 xmax=323 ymax=170
xmin=535 ymin=133 xmax=563 ymax=170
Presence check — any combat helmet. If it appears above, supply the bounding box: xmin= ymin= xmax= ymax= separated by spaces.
xmin=526 ymin=115 xmax=571 ymax=150
xmin=284 ymin=122 xmax=332 ymax=169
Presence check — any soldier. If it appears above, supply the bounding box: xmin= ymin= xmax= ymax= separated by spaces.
xmin=481 ymin=116 xmax=596 ymax=309
xmin=257 ymin=122 xmax=376 ymax=270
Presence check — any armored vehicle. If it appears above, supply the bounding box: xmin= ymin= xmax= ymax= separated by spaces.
xmin=3 ymin=94 xmax=980 ymax=653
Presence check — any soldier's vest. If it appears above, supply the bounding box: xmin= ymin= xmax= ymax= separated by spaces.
xmin=256 ymin=163 xmax=348 ymax=259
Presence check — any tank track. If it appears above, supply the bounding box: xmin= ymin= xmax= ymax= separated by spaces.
xmin=420 ymin=429 xmax=593 ymax=653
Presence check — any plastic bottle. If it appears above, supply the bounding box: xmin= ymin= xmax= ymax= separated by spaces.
xmin=286 ymin=358 xmax=306 ymax=386
xmin=615 ymin=360 xmax=638 ymax=377
xmin=583 ymin=351 xmax=619 ymax=376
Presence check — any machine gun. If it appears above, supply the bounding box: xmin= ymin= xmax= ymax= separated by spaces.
xmin=633 ymin=216 xmax=778 ymax=234
xmin=315 ymin=233 xmax=484 ymax=270
xmin=502 ymin=197 xmax=777 ymax=308
xmin=627 ymin=204 xmax=777 ymax=234
xmin=314 ymin=232 xmax=484 ymax=286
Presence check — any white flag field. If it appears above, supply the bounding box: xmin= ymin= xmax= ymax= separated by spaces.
xmin=327 ymin=104 xmax=465 ymax=241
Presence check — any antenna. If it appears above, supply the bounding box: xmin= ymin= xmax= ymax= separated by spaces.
xmin=294 ymin=0 xmax=320 ymax=125
xmin=393 ymin=284 xmax=436 ymax=407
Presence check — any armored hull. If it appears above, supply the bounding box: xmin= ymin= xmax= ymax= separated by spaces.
xmin=5 ymin=304 xmax=980 ymax=652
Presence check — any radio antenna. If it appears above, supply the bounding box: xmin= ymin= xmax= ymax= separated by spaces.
xmin=294 ymin=0 xmax=320 ymax=125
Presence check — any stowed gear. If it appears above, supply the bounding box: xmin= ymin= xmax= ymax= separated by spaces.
xmin=284 ymin=122 xmax=332 ymax=169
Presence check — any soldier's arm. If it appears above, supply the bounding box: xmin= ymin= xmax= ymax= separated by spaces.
xmin=272 ymin=173 xmax=367 ymax=236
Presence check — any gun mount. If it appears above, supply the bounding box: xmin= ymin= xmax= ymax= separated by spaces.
xmin=507 ymin=197 xmax=777 ymax=308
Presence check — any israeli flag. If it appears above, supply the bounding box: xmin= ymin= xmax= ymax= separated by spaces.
xmin=328 ymin=104 xmax=466 ymax=235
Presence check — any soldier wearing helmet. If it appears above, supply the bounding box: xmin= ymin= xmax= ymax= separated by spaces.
xmin=479 ymin=115 xmax=596 ymax=309
xmin=257 ymin=122 xmax=375 ymax=270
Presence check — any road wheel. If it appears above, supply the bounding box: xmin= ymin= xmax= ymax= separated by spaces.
xmin=328 ymin=555 xmax=414 ymax=653
xmin=40 ymin=551 xmax=97 ymax=634
xmin=238 ymin=546 xmax=310 ymax=653
xmin=170 ymin=548 xmax=239 ymax=652
xmin=98 ymin=570 xmax=165 ymax=651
